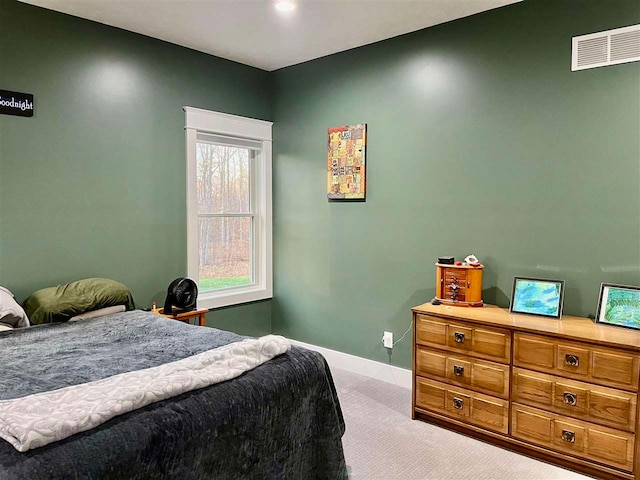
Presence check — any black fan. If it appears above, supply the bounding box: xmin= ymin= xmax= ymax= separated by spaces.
xmin=163 ymin=277 xmax=198 ymax=315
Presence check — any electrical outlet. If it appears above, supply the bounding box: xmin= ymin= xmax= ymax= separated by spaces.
xmin=382 ymin=331 xmax=393 ymax=348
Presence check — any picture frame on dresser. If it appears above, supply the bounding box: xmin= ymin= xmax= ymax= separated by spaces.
xmin=595 ymin=283 xmax=640 ymax=330
xmin=509 ymin=277 xmax=565 ymax=319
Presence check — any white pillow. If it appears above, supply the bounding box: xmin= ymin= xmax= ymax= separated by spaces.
xmin=69 ymin=305 xmax=126 ymax=322
xmin=0 ymin=287 xmax=30 ymax=328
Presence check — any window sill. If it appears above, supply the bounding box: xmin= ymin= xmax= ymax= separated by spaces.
xmin=197 ymin=285 xmax=272 ymax=310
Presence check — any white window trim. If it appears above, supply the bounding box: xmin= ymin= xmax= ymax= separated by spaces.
xmin=184 ymin=107 xmax=273 ymax=309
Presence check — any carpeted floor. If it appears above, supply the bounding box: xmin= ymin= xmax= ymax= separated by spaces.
xmin=331 ymin=367 xmax=590 ymax=480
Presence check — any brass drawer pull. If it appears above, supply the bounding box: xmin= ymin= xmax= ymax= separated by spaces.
xmin=453 ymin=365 xmax=464 ymax=376
xmin=454 ymin=332 xmax=465 ymax=343
xmin=565 ymin=354 xmax=579 ymax=367
xmin=561 ymin=430 xmax=575 ymax=443
xmin=452 ymin=397 xmax=464 ymax=410
xmin=563 ymin=392 xmax=577 ymax=406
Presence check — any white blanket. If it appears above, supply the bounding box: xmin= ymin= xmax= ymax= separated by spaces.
xmin=0 ymin=335 xmax=290 ymax=452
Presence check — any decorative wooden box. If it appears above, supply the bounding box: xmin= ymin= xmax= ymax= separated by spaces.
xmin=434 ymin=263 xmax=483 ymax=307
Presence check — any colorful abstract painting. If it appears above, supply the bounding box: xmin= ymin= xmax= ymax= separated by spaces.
xmin=597 ymin=285 xmax=640 ymax=329
xmin=510 ymin=278 xmax=564 ymax=319
xmin=327 ymin=124 xmax=366 ymax=200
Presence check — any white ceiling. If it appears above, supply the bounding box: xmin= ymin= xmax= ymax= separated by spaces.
xmin=21 ymin=0 xmax=522 ymax=71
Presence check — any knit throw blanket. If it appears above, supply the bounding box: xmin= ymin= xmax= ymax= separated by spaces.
xmin=0 ymin=335 xmax=291 ymax=452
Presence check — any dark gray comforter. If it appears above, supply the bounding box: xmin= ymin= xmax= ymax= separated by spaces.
xmin=0 ymin=311 xmax=348 ymax=480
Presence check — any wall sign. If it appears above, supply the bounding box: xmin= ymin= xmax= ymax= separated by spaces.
xmin=0 ymin=90 xmax=34 ymax=117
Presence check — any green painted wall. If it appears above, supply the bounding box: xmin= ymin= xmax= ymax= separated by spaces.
xmin=2 ymin=0 xmax=640 ymax=352
xmin=0 ymin=0 xmax=271 ymax=335
xmin=271 ymin=0 xmax=640 ymax=368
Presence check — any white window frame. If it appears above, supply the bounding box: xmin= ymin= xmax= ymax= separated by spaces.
xmin=184 ymin=107 xmax=272 ymax=309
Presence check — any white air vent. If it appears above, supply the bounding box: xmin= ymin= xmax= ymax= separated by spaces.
xmin=572 ymin=24 xmax=640 ymax=71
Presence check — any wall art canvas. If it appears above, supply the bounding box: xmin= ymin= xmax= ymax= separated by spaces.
xmin=510 ymin=277 xmax=565 ymax=319
xmin=595 ymin=283 xmax=640 ymax=330
xmin=327 ymin=124 xmax=366 ymax=200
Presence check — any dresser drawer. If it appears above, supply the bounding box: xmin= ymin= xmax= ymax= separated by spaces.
xmin=415 ymin=376 xmax=509 ymax=434
xmin=514 ymin=333 xmax=640 ymax=391
xmin=512 ymin=403 xmax=635 ymax=472
xmin=442 ymin=285 xmax=467 ymax=302
xmin=444 ymin=269 xmax=468 ymax=281
xmin=513 ymin=368 xmax=637 ymax=432
xmin=443 ymin=272 xmax=468 ymax=301
xmin=415 ymin=315 xmax=511 ymax=363
xmin=416 ymin=347 xmax=510 ymax=398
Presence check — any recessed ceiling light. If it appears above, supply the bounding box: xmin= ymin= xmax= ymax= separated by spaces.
xmin=275 ymin=0 xmax=296 ymax=12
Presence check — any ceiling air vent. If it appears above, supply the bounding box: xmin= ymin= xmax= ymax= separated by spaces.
xmin=572 ymin=24 xmax=640 ymax=71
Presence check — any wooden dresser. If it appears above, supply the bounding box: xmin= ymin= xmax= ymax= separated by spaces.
xmin=412 ymin=303 xmax=640 ymax=480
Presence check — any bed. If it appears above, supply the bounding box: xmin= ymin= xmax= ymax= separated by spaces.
xmin=0 ymin=310 xmax=348 ymax=479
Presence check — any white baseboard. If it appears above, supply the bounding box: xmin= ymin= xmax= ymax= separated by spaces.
xmin=289 ymin=339 xmax=412 ymax=390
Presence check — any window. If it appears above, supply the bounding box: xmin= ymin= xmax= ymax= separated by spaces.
xmin=184 ymin=107 xmax=272 ymax=309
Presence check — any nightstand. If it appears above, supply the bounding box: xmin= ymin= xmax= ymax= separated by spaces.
xmin=152 ymin=307 xmax=208 ymax=326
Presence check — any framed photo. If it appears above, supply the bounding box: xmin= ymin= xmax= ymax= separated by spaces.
xmin=595 ymin=283 xmax=640 ymax=330
xmin=327 ymin=124 xmax=366 ymax=200
xmin=510 ymin=277 xmax=565 ymax=319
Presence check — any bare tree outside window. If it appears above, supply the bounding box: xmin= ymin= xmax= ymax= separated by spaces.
xmin=196 ymin=142 xmax=253 ymax=291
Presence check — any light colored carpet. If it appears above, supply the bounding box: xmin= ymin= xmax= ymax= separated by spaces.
xmin=332 ymin=367 xmax=590 ymax=480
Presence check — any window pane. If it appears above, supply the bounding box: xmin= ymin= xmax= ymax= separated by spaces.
xmin=199 ymin=216 xmax=252 ymax=291
xmin=196 ymin=143 xmax=251 ymax=214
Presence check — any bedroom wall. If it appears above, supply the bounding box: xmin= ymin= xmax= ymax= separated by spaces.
xmin=0 ymin=0 xmax=272 ymax=335
xmin=271 ymin=0 xmax=640 ymax=369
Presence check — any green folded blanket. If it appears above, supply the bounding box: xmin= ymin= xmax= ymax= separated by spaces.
xmin=23 ymin=278 xmax=135 ymax=325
